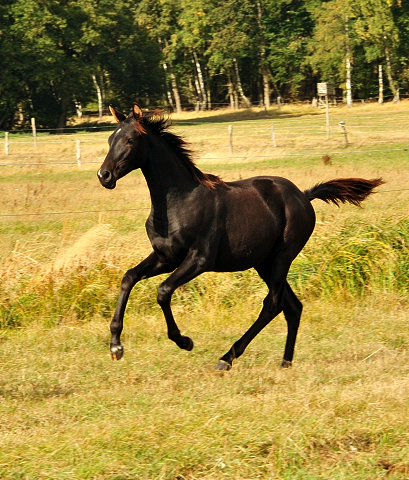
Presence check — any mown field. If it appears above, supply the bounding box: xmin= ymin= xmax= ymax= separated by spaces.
xmin=1 ymin=102 xmax=409 ymax=479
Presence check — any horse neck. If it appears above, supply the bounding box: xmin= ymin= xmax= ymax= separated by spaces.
xmin=141 ymin=134 xmax=199 ymax=209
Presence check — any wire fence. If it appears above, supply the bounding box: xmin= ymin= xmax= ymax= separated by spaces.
xmin=1 ymin=111 xmax=408 ymax=220
xmin=0 ymin=185 xmax=408 ymax=219
xmin=2 ymin=116 xmax=409 ymax=165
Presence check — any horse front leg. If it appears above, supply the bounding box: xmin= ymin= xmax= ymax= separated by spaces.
xmin=156 ymin=251 xmax=208 ymax=352
xmin=110 ymin=251 xmax=174 ymax=360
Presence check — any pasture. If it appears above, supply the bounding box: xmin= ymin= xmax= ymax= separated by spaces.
xmin=1 ymin=102 xmax=409 ymax=479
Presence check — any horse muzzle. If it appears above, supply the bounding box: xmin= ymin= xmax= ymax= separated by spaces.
xmin=97 ymin=168 xmax=116 ymax=189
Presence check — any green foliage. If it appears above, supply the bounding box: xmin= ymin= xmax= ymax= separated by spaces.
xmin=2 ymin=0 xmax=409 ymax=128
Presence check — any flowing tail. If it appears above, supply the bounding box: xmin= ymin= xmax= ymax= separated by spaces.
xmin=304 ymin=178 xmax=384 ymax=207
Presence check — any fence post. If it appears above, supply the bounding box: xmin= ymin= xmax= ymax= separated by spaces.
xmin=31 ymin=117 xmax=37 ymax=148
xmin=325 ymin=94 xmax=330 ymax=139
xmin=339 ymin=121 xmax=348 ymax=145
xmin=228 ymin=125 xmax=233 ymax=154
xmin=5 ymin=132 xmax=9 ymax=155
xmin=271 ymin=123 xmax=277 ymax=147
xmin=76 ymin=140 xmax=81 ymax=167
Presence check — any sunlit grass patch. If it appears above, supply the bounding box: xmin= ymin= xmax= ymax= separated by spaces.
xmin=1 ymin=103 xmax=409 ymax=478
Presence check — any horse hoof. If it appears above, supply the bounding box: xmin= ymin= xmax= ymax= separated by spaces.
xmin=111 ymin=344 xmax=124 ymax=361
xmin=181 ymin=336 xmax=194 ymax=351
xmin=281 ymin=359 xmax=292 ymax=368
xmin=215 ymin=359 xmax=232 ymax=371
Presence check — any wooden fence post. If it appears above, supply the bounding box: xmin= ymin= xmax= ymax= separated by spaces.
xmin=31 ymin=118 xmax=37 ymax=148
xmin=5 ymin=132 xmax=9 ymax=156
xmin=339 ymin=121 xmax=348 ymax=145
xmin=228 ymin=125 xmax=233 ymax=154
xmin=76 ymin=140 xmax=81 ymax=167
xmin=325 ymin=94 xmax=330 ymax=139
xmin=271 ymin=124 xmax=277 ymax=147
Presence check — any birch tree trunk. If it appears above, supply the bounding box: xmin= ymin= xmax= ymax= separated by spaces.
xmin=170 ymin=69 xmax=182 ymax=113
xmin=227 ymin=75 xmax=235 ymax=110
xmin=385 ymin=48 xmax=399 ymax=103
xmin=163 ymin=39 xmax=182 ymax=113
xmin=257 ymin=2 xmax=270 ymax=108
xmin=74 ymin=99 xmax=83 ymax=118
xmin=378 ymin=64 xmax=383 ymax=105
xmin=234 ymin=58 xmax=251 ymax=108
xmin=345 ymin=16 xmax=352 ymax=108
xmin=193 ymin=50 xmax=207 ymax=110
xmin=92 ymin=74 xmax=103 ymax=119
xmin=100 ymin=73 xmax=106 ymax=104
xmin=162 ymin=63 xmax=174 ymax=108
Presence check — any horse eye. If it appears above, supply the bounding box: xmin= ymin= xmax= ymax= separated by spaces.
xmin=127 ymin=138 xmax=134 ymax=145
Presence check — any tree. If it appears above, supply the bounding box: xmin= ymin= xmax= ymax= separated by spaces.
xmin=354 ymin=0 xmax=400 ymax=102
xmin=264 ymin=0 xmax=315 ymax=99
xmin=207 ymin=0 xmax=255 ymax=108
xmin=307 ymin=0 xmax=358 ymax=104
xmin=137 ymin=0 xmax=183 ymax=112
xmin=0 ymin=0 xmax=27 ymax=129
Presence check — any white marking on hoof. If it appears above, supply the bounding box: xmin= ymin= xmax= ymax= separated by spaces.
xmin=111 ymin=345 xmax=124 ymax=361
xmin=215 ymin=359 xmax=232 ymax=371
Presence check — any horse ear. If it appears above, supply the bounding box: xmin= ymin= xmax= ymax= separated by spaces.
xmin=132 ymin=103 xmax=143 ymax=120
xmin=109 ymin=105 xmax=126 ymax=123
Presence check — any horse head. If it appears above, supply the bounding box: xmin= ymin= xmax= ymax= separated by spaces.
xmin=98 ymin=103 xmax=147 ymax=189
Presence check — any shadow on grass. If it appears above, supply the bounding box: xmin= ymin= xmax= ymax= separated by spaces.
xmin=172 ymin=107 xmax=324 ymax=126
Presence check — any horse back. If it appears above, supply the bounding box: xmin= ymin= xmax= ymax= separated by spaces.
xmin=212 ymin=176 xmax=315 ymax=271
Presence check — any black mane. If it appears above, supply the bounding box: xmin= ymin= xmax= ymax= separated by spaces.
xmin=142 ymin=110 xmax=228 ymax=190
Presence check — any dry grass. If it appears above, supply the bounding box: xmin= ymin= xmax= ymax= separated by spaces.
xmin=1 ymin=102 xmax=409 ymax=479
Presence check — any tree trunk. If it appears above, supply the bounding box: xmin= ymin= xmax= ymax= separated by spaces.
xmin=170 ymin=69 xmax=182 ymax=113
xmin=163 ymin=63 xmax=174 ymax=108
xmin=227 ymin=75 xmax=235 ymax=109
xmin=74 ymin=99 xmax=83 ymax=118
xmin=345 ymin=16 xmax=352 ymax=107
xmin=193 ymin=51 xmax=207 ymax=110
xmin=234 ymin=58 xmax=251 ymax=108
xmin=92 ymin=74 xmax=103 ymax=119
xmin=193 ymin=69 xmax=202 ymax=108
xmin=100 ymin=73 xmax=106 ymax=104
xmin=257 ymin=1 xmax=270 ymax=108
xmin=163 ymin=39 xmax=182 ymax=113
xmin=378 ymin=64 xmax=383 ymax=105
xmin=385 ymin=48 xmax=399 ymax=103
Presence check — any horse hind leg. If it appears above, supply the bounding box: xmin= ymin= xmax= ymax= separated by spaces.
xmin=281 ymin=281 xmax=303 ymax=368
xmin=216 ymin=255 xmax=292 ymax=371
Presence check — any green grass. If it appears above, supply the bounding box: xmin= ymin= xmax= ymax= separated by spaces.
xmin=1 ymin=297 xmax=409 ymax=479
xmin=1 ymin=103 xmax=409 ymax=479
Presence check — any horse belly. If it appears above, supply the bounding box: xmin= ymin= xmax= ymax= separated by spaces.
xmin=213 ymin=213 xmax=278 ymax=272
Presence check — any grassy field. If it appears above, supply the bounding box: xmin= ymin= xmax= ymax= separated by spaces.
xmin=1 ymin=102 xmax=409 ymax=479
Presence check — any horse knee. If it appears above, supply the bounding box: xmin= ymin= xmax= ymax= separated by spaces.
xmin=157 ymin=282 xmax=173 ymax=307
xmin=120 ymin=269 xmax=136 ymax=291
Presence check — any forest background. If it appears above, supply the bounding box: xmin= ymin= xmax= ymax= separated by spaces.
xmin=0 ymin=0 xmax=408 ymax=130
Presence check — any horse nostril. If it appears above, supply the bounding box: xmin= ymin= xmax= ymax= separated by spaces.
xmin=101 ymin=170 xmax=112 ymax=183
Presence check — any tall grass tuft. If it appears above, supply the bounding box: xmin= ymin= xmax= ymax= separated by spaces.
xmin=1 ymin=217 xmax=408 ymax=329
xmin=290 ymin=216 xmax=409 ymax=298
